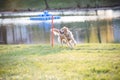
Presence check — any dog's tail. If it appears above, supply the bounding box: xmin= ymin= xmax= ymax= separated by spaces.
xmin=50 ymin=28 xmax=60 ymax=36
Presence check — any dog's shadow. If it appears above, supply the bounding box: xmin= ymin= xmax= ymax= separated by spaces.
xmin=58 ymin=46 xmax=75 ymax=50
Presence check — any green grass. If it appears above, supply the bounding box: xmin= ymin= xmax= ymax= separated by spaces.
xmin=0 ymin=44 xmax=120 ymax=80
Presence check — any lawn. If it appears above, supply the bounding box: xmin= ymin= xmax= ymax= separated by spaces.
xmin=0 ymin=44 xmax=120 ymax=80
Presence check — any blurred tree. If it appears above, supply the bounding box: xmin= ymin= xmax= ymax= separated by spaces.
xmin=44 ymin=0 xmax=50 ymax=9
xmin=0 ymin=1 xmax=6 ymax=10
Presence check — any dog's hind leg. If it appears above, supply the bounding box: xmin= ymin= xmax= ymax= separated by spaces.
xmin=58 ymin=37 xmax=63 ymax=47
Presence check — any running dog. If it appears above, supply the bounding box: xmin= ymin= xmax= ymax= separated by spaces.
xmin=51 ymin=26 xmax=76 ymax=48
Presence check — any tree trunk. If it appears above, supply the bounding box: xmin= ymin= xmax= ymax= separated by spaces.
xmin=97 ymin=25 xmax=101 ymax=43
xmin=44 ymin=0 xmax=50 ymax=9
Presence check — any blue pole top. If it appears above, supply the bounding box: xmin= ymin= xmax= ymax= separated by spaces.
xmin=30 ymin=11 xmax=60 ymax=20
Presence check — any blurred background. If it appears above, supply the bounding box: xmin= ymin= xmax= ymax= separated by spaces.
xmin=0 ymin=0 xmax=120 ymax=44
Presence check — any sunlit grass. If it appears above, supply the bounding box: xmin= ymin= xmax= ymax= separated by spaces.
xmin=0 ymin=44 xmax=120 ymax=80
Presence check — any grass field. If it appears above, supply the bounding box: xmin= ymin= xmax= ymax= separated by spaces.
xmin=0 ymin=44 xmax=120 ymax=80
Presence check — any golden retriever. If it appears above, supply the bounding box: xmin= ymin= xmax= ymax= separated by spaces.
xmin=51 ymin=26 xmax=76 ymax=48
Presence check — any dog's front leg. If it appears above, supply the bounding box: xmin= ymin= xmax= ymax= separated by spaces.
xmin=73 ymin=39 xmax=77 ymax=46
xmin=60 ymin=38 xmax=64 ymax=47
xmin=64 ymin=37 xmax=73 ymax=48
xmin=61 ymin=40 xmax=64 ymax=47
xmin=68 ymin=41 xmax=73 ymax=48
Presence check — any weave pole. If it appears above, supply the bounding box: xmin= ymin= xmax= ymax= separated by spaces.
xmin=51 ymin=16 xmax=54 ymax=47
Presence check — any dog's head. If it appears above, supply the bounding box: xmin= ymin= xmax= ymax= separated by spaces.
xmin=61 ymin=26 xmax=68 ymax=34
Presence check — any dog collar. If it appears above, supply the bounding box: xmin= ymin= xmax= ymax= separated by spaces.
xmin=60 ymin=30 xmax=64 ymax=34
